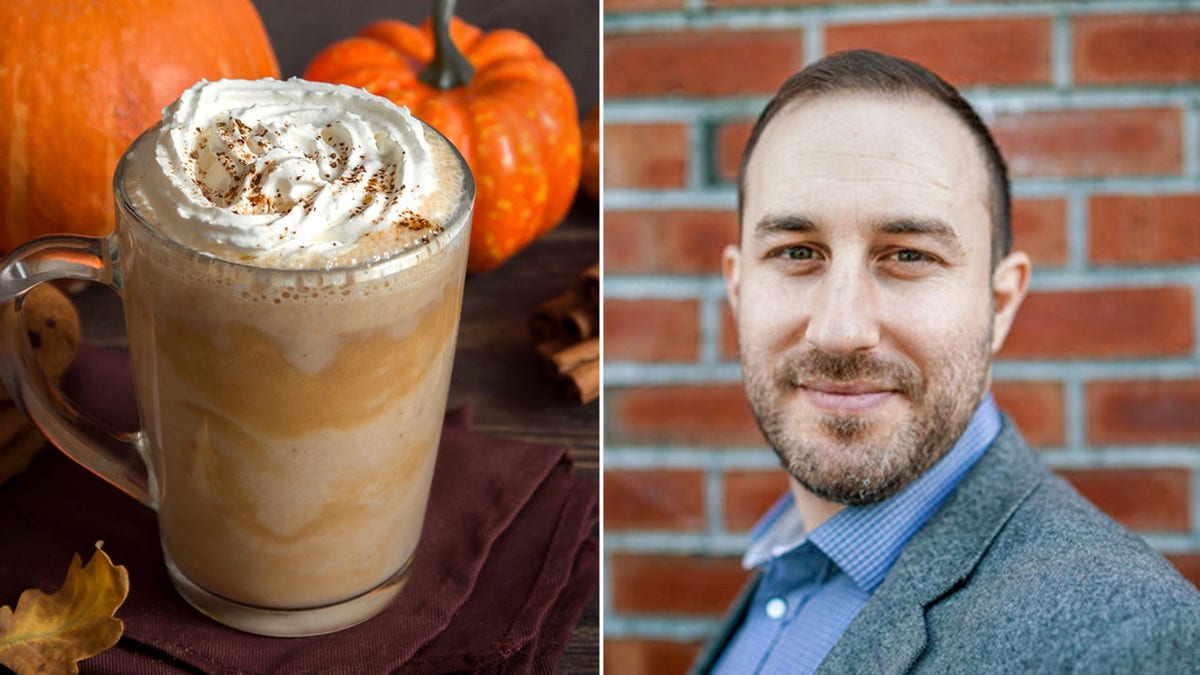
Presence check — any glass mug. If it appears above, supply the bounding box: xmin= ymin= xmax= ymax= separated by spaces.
xmin=0 ymin=120 xmax=473 ymax=637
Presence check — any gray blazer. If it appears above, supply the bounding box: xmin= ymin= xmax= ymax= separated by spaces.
xmin=691 ymin=419 xmax=1200 ymax=673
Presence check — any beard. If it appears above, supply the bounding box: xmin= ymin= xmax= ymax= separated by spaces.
xmin=742 ymin=326 xmax=993 ymax=506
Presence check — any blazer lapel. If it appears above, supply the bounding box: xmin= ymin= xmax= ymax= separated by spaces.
xmin=817 ymin=420 xmax=1044 ymax=674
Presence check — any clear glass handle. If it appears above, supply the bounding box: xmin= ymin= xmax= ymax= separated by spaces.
xmin=0 ymin=234 xmax=153 ymax=507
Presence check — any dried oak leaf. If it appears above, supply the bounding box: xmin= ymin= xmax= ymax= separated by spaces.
xmin=0 ymin=543 xmax=128 ymax=675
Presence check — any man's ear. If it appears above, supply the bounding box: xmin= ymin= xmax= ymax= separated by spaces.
xmin=991 ymin=250 xmax=1031 ymax=354
xmin=722 ymin=244 xmax=742 ymax=315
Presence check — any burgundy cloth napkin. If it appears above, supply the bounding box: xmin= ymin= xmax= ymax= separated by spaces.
xmin=0 ymin=346 xmax=598 ymax=674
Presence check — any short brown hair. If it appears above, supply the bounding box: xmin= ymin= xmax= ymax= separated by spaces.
xmin=737 ymin=49 xmax=1011 ymax=266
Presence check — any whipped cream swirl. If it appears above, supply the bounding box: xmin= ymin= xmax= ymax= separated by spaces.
xmin=131 ymin=78 xmax=442 ymax=268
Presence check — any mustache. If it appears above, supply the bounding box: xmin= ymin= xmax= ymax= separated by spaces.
xmin=777 ymin=350 xmax=925 ymax=398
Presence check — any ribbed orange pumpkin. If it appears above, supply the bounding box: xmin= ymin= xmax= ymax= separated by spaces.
xmin=0 ymin=0 xmax=279 ymax=252
xmin=303 ymin=1 xmax=581 ymax=272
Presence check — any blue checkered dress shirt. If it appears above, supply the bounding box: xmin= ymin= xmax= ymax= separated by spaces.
xmin=712 ymin=394 xmax=1002 ymax=674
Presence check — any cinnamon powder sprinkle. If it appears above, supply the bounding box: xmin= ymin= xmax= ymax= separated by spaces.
xmin=184 ymin=118 xmax=437 ymax=252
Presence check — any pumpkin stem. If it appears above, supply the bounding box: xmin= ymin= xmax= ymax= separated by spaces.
xmin=418 ymin=0 xmax=475 ymax=90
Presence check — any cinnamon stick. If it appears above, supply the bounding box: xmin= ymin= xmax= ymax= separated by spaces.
xmin=563 ymin=304 xmax=597 ymax=342
xmin=528 ymin=261 xmax=602 ymax=405
xmin=529 ymin=289 xmax=598 ymax=342
xmin=565 ymin=359 xmax=599 ymax=404
xmin=548 ymin=337 xmax=598 ymax=375
xmin=535 ymin=339 xmax=570 ymax=375
xmin=536 ymin=339 xmax=569 ymax=360
xmin=529 ymin=290 xmax=577 ymax=341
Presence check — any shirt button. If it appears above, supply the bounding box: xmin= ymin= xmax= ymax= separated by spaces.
xmin=765 ymin=597 xmax=787 ymax=620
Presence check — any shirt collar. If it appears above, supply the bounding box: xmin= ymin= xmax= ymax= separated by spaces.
xmin=742 ymin=393 xmax=1002 ymax=593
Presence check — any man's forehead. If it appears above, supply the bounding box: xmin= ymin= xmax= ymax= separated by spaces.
xmin=754 ymin=92 xmax=981 ymax=172
xmin=743 ymin=91 xmax=993 ymax=237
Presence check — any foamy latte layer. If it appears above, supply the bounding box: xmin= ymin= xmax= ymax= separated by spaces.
xmin=125 ymin=78 xmax=459 ymax=269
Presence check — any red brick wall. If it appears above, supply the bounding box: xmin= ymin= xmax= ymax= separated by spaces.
xmin=602 ymin=2 xmax=1200 ymax=671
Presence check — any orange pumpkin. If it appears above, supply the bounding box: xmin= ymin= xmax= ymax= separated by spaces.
xmin=580 ymin=106 xmax=600 ymax=201
xmin=304 ymin=1 xmax=581 ymax=273
xmin=0 ymin=0 xmax=279 ymax=252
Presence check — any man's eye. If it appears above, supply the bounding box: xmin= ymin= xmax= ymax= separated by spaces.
xmin=893 ymin=249 xmax=927 ymax=263
xmin=780 ymin=245 xmax=816 ymax=260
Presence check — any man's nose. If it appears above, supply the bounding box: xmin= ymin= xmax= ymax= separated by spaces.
xmin=804 ymin=263 xmax=881 ymax=353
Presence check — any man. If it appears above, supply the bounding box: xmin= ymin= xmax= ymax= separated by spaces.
xmin=692 ymin=50 xmax=1200 ymax=673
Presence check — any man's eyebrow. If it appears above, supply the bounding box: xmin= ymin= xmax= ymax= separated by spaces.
xmin=750 ymin=215 xmax=970 ymax=255
xmin=753 ymin=214 xmax=819 ymax=235
xmin=876 ymin=218 xmax=967 ymax=255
